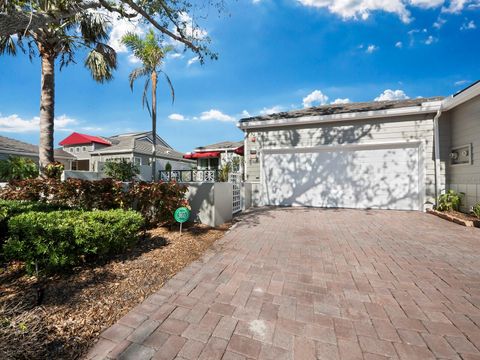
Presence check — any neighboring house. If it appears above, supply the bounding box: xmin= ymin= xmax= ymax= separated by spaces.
xmin=183 ymin=141 xmax=244 ymax=172
xmin=0 ymin=135 xmax=76 ymax=169
xmin=59 ymin=131 xmax=194 ymax=175
xmin=238 ymin=81 xmax=480 ymax=212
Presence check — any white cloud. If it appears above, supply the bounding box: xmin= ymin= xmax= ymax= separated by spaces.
xmin=107 ymin=15 xmax=144 ymax=53
xmin=199 ymin=109 xmax=235 ymax=122
xmin=259 ymin=106 xmax=284 ymax=115
xmin=241 ymin=110 xmax=252 ymax=118
xmin=175 ymin=12 xmax=208 ymax=42
xmin=433 ymin=17 xmax=447 ymax=28
xmin=303 ymin=90 xmax=329 ymax=108
xmin=374 ymin=89 xmax=410 ymax=101
xmin=187 ymin=56 xmax=199 ymax=67
xmin=395 ymin=41 xmax=403 ymax=48
xmin=425 ymin=35 xmax=438 ymax=44
xmin=0 ymin=114 xmax=78 ymax=133
xmin=460 ymin=20 xmax=476 ymax=30
xmin=332 ymin=98 xmax=351 ymax=104
xmin=296 ymin=0 xmax=476 ymax=22
xmin=442 ymin=0 xmax=470 ymax=13
xmin=296 ymin=0 xmax=412 ymax=23
xmin=366 ymin=44 xmax=379 ymax=53
xmin=410 ymin=0 xmax=444 ymax=8
xmin=454 ymin=80 xmax=470 ymax=86
xmin=168 ymin=113 xmax=185 ymax=121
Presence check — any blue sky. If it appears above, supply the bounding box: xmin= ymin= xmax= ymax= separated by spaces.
xmin=0 ymin=0 xmax=479 ymax=152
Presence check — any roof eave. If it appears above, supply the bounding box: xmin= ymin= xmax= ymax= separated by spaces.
xmin=238 ymin=102 xmax=442 ymax=130
xmin=442 ymin=81 xmax=480 ymax=111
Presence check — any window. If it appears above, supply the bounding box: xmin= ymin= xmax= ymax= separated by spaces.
xmin=82 ymin=146 xmax=87 ymax=152
xmin=75 ymin=147 xmax=80 ymax=153
xmin=199 ymin=158 xmax=208 ymax=169
xmin=134 ymin=157 xmax=141 ymax=166
xmin=209 ymin=158 xmax=219 ymax=169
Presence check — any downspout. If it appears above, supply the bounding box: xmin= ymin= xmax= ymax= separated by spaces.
xmin=433 ymin=105 xmax=443 ymax=207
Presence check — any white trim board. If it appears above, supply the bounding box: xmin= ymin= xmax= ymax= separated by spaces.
xmin=260 ymin=140 xmax=423 ymax=155
xmin=239 ymin=103 xmax=441 ymax=130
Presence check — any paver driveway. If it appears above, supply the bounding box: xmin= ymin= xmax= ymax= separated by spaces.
xmin=87 ymin=208 xmax=480 ymax=360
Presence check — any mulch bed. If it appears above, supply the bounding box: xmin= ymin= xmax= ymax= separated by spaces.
xmin=0 ymin=223 xmax=229 ymax=360
xmin=427 ymin=208 xmax=480 ymax=228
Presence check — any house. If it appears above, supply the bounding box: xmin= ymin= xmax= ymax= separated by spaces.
xmin=0 ymin=135 xmax=76 ymax=169
xmin=183 ymin=141 xmax=244 ymax=173
xmin=59 ymin=131 xmax=194 ymax=176
xmin=239 ymin=81 xmax=480 ymax=212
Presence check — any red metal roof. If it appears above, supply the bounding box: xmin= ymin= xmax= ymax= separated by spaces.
xmin=59 ymin=132 xmax=111 ymax=146
xmin=183 ymin=151 xmax=221 ymax=159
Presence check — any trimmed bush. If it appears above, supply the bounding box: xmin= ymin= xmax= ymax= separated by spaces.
xmin=436 ymin=190 xmax=464 ymax=212
xmin=4 ymin=209 xmax=144 ymax=273
xmin=473 ymin=203 xmax=480 ymax=219
xmin=0 ymin=200 xmax=67 ymax=239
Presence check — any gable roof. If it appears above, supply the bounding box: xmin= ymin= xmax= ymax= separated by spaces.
xmin=0 ymin=135 xmax=76 ymax=159
xmin=59 ymin=132 xmax=111 ymax=146
xmin=89 ymin=134 xmax=192 ymax=162
xmin=108 ymin=131 xmax=172 ymax=149
xmin=0 ymin=135 xmax=38 ymax=155
xmin=195 ymin=141 xmax=243 ymax=152
xmin=239 ymin=97 xmax=444 ymax=125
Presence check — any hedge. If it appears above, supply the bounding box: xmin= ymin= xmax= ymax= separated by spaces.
xmin=4 ymin=209 xmax=144 ymax=273
xmin=0 ymin=200 xmax=68 ymax=239
xmin=0 ymin=178 xmax=188 ymax=227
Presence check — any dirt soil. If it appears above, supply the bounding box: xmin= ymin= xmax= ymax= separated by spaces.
xmin=0 ymin=223 xmax=229 ymax=360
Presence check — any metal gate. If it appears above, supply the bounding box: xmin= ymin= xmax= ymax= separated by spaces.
xmin=229 ymin=173 xmax=242 ymax=214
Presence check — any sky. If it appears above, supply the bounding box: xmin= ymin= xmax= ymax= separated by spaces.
xmin=0 ymin=0 xmax=479 ymax=153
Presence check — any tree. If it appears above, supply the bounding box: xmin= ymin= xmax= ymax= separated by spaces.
xmin=0 ymin=156 xmax=38 ymax=181
xmin=0 ymin=0 xmax=220 ymax=174
xmin=122 ymin=29 xmax=174 ymax=182
xmin=0 ymin=2 xmax=117 ymax=173
xmin=103 ymin=158 xmax=140 ymax=181
xmin=0 ymin=1 xmax=219 ymax=61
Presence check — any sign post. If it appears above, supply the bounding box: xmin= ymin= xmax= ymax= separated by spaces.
xmin=174 ymin=207 xmax=190 ymax=234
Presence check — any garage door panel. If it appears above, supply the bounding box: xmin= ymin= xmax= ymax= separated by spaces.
xmin=262 ymin=147 xmax=420 ymax=210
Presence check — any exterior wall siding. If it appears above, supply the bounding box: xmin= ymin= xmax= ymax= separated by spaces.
xmin=244 ymin=113 xmax=438 ymax=207
xmin=446 ymin=96 xmax=480 ymax=211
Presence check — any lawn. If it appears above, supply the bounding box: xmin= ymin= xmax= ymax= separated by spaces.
xmin=0 ymin=223 xmax=229 ymax=360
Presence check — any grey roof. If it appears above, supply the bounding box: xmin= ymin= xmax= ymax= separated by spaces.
xmin=90 ymin=133 xmax=192 ymax=162
xmin=0 ymin=135 xmax=75 ymax=159
xmin=239 ymin=97 xmax=444 ymax=123
xmin=195 ymin=141 xmax=243 ymax=151
xmin=108 ymin=131 xmax=172 ymax=149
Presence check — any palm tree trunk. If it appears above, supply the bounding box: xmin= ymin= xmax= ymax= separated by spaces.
xmin=151 ymin=71 xmax=157 ymax=182
xmin=39 ymin=51 xmax=56 ymax=173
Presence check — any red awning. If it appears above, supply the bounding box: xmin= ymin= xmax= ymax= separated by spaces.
xmin=59 ymin=132 xmax=111 ymax=146
xmin=183 ymin=151 xmax=221 ymax=159
xmin=234 ymin=145 xmax=244 ymax=156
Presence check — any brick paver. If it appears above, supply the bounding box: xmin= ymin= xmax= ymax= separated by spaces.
xmin=86 ymin=208 xmax=480 ymax=359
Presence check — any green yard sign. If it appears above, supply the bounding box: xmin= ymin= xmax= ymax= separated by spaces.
xmin=174 ymin=207 xmax=190 ymax=234
xmin=174 ymin=207 xmax=190 ymax=223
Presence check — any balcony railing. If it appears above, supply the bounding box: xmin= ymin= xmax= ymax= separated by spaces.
xmin=159 ymin=170 xmax=218 ymax=183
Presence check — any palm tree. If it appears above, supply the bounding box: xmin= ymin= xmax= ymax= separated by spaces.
xmin=0 ymin=2 xmax=116 ymax=174
xmin=122 ymin=29 xmax=174 ymax=181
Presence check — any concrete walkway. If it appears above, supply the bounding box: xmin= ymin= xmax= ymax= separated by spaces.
xmin=87 ymin=208 xmax=480 ymax=360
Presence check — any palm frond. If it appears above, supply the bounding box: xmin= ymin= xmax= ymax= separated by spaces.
xmin=79 ymin=11 xmax=109 ymax=44
xmin=128 ymin=66 xmax=149 ymax=90
xmin=160 ymin=70 xmax=175 ymax=104
xmin=0 ymin=35 xmax=18 ymax=56
xmin=84 ymin=43 xmax=117 ymax=83
xmin=142 ymin=77 xmax=151 ymax=116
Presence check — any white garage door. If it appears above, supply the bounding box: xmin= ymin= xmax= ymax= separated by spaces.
xmin=261 ymin=144 xmax=421 ymax=210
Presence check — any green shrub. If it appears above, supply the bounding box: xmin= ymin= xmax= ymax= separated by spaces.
xmin=0 ymin=200 xmax=67 ymax=239
xmin=104 ymin=159 xmax=140 ymax=181
xmin=0 ymin=178 xmax=188 ymax=227
xmin=436 ymin=190 xmax=464 ymax=212
xmin=0 ymin=156 xmax=38 ymax=181
xmin=4 ymin=209 xmax=144 ymax=273
xmin=44 ymin=161 xmax=65 ymax=179
xmin=472 ymin=203 xmax=480 ymax=219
